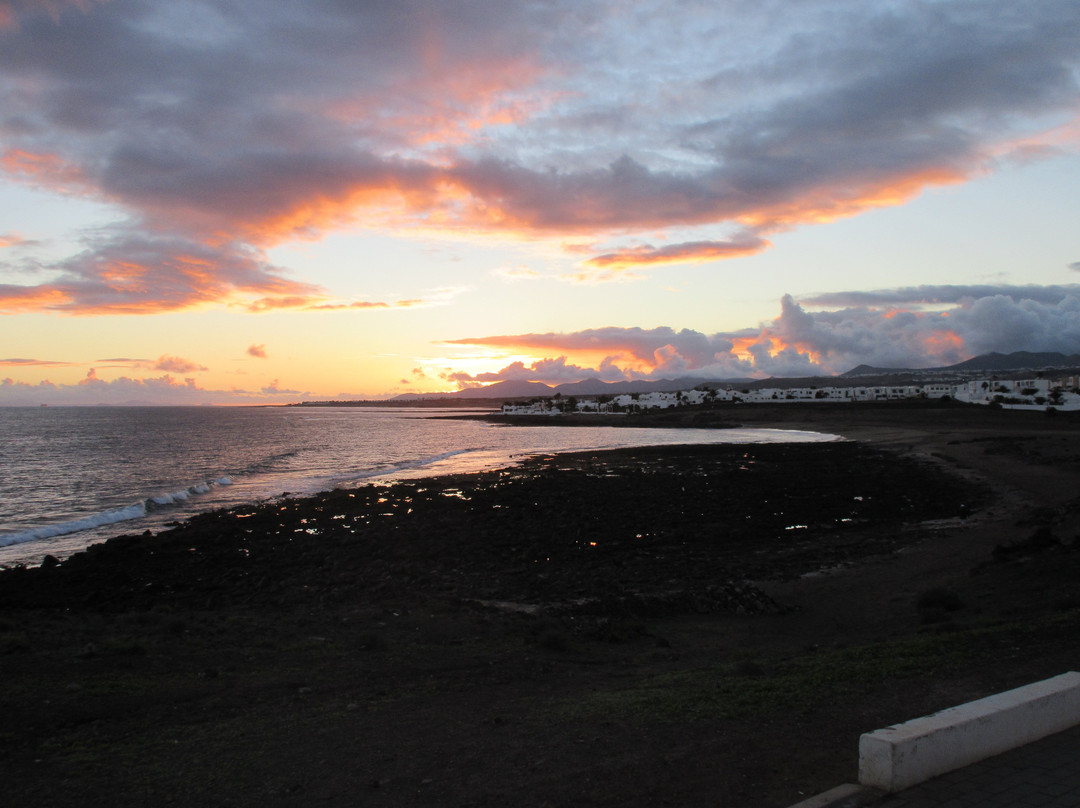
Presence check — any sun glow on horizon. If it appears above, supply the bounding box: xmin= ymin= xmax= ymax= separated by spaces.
xmin=2 ymin=2 xmax=1080 ymax=404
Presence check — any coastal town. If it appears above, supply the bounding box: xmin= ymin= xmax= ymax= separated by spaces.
xmin=501 ymin=375 xmax=1080 ymax=414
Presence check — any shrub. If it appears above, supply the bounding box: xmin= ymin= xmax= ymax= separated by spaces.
xmin=917 ymin=588 xmax=964 ymax=612
xmin=0 ymin=632 xmax=31 ymax=654
xmin=537 ymin=630 xmax=569 ymax=652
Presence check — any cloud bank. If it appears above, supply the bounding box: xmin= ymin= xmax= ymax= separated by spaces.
xmin=1 ymin=1 xmax=1078 ymax=311
xmin=8 ymin=284 xmax=1080 ymax=403
xmin=0 ymin=368 xmax=313 ymax=406
xmin=446 ymin=285 xmax=1080 ymax=385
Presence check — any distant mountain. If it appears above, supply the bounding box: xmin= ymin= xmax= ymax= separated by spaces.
xmin=841 ymin=351 xmax=1080 ymax=378
xmin=547 ymin=377 xmax=611 ymax=396
xmin=945 ymin=351 xmax=1080 ymax=372
xmin=391 ymin=380 xmax=556 ymax=401
xmin=840 ymin=364 xmax=907 ymax=378
xmin=389 ymin=391 xmax=456 ymax=401
xmin=550 ymin=377 xmax=750 ymax=396
xmin=455 ymin=380 xmax=556 ymax=398
xmin=388 ymin=351 xmax=1080 ymax=403
xmin=392 ymin=377 xmax=758 ymax=401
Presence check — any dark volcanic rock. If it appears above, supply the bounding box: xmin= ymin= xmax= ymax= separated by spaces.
xmin=0 ymin=442 xmax=980 ymax=617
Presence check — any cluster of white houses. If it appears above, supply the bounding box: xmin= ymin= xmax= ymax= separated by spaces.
xmin=501 ymin=376 xmax=1080 ymax=415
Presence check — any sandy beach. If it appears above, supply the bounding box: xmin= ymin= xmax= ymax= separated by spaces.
xmin=3 ymin=400 xmax=1080 ymax=807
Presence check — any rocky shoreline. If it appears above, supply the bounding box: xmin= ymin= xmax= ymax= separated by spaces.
xmin=3 ymin=401 xmax=1080 ymax=807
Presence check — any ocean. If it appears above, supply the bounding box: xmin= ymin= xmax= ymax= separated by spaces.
xmin=0 ymin=405 xmax=838 ymax=567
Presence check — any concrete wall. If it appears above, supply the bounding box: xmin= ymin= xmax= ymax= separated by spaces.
xmin=859 ymin=671 xmax=1080 ymax=792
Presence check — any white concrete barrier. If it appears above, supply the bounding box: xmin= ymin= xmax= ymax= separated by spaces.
xmin=858 ymin=671 xmax=1080 ymax=792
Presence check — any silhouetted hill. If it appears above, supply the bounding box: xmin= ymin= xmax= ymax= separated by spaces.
xmin=946 ymin=351 xmax=1080 ymax=372
xmin=840 ymin=364 xmax=906 ymax=378
xmin=456 ymin=380 xmax=556 ymax=398
xmin=551 ymin=377 xmax=753 ymax=396
xmin=384 ymin=351 xmax=1080 ymax=403
xmin=841 ymin=351 xmax=1080 ymax=378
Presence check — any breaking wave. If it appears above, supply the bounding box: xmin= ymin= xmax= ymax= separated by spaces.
xmin=0 ymin=477 xmax=233 ymax=548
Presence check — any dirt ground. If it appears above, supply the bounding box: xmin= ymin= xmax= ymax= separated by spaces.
xmin=3 ymin=400 xmax=1080 ymax=807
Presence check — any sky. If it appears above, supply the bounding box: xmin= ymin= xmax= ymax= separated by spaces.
xmin=1 ymin=0 xmax=1079 ymax=405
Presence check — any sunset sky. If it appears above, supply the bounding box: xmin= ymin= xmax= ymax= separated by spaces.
xmin=2 ymin=0 xmax=1079 ymax=405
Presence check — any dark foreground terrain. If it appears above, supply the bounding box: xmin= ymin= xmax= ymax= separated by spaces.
xmin=3 ymin=401 xmax=1080 ymax=807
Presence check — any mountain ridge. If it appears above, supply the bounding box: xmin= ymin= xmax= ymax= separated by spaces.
xmin=390 ymin=351 xmax=1080 ymax=400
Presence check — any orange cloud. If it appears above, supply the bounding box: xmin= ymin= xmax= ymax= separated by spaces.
xmin=0 ymin=232 xmax=27 ymax=248
xmin=154 ymin=355 xmax=207 ymax=373
xmin=0 ymin=284 xmax=74 ymax=313
xmin=324 ymin=32 xmax=550 ymax=151
xmin=304 ymin=298 xmax=427 ymax=311
xmin=0 ymin=232 xmax=326 ymax=315
xmin=230 ymin=154 xmax=971 ymax=269
xmin=245 ymin=293 xmax=445 ymax=313
xmin=991 ymin=117 xmax=1080 ymax=163
xmin=924 ymin=329 xmax=964 ymax=355
xmin=0 ymin=0 xmax=107 ymax=28
xmin=583 ymin=236 xmax=772 ymax=271
xmin=1 ymin=148 xmax=87 ymax=194
xmin=243 ymin=295 xmax=325 ymax=313
xmin=444 ymin=288 xmax=1068 ymax=384
xmin=728 ymin=335 xmax=764 ymax=361
xmin=4 ymin=0 xmax=1076 ymax=315
xmin=736 ymin=166 xmax=972 ymax=230
xmin=236 ymin=181 xmax=417 ymax=246
xmin=445 ymin=326 xmax=736 ymax=376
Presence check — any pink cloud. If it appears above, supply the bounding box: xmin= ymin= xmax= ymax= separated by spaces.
xmin=445 ymin=287 xmax=1080 ymax=382
xmin=0 ymin=232 xmax=28 ymax=247
xmin=246 ymin=344 xmax=268 ymax=359
xmin=581 ymin=235 xmax=772 ymax=272
xmin=0 ymin=1 xmax=1076 ymax=312
xmin=0 ymin=368 xmax=314 ymax=406
xmin=260 ymin=378 xmax=301 ymax=394
xmin=153 ymin=355 xmax=207 ymax=373
xmin=0 ymin=148 xmax=88 ymax=194
xmin=0 ymin=232 xmax=323 ymax=315
xmin=0 ymin=356 xmax=76 ymax=367
xmin=301 ymin=298 xmax=428 ymax=312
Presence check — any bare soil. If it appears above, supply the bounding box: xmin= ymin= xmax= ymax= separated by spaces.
xmin=3 ymin=400 xmax=1080 ymax=807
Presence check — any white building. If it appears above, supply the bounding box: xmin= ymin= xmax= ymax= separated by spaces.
xmin=501 ymin=377 xmax=1080 ymax=414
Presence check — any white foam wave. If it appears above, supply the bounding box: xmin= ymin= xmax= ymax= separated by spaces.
xmin=0 ymin=476 xmax=234 ymax=548
xmin=0 ymin=502 xmax=148 ymax=547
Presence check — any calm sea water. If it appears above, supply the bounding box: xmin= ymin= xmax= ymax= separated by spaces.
xmin=0 ymin=406 xmax=838 ymax=567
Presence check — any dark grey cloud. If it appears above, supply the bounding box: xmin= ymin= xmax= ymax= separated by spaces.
xmin=0 ymin=226 xmax=320 ymax=313
xmin=803 ymin=284 xmax=1080 ymax=308
xmin=448 ymin=325 xmax=737 ymax=368
xmin=449 ymin=287 xmax=1080 ymax=380
xmin=1 ymin=1 xmax=1079 ymax=310
xmin=948 ymin=293 xmax=1080 ymax=355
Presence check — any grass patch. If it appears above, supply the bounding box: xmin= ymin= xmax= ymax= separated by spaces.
xmin=0 ymin=632 xmax=31 ymax=654
xmin=563 ymin=609 xmax=1080 ymax=723
xmin=97 ymin=636 xmax=148 ymax=656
